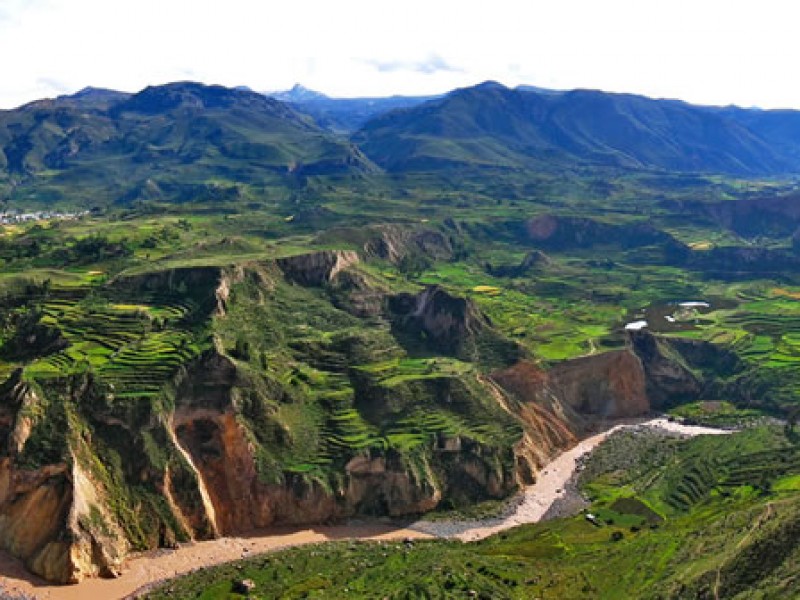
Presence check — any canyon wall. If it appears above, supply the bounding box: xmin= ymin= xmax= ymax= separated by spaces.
xmin=0 ymin=251 xmax=734 ymax=583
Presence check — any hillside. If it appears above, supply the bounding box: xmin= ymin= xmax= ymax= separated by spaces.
xmin=9 ymin=81 xmax=800 ymax=210
xmin=354 ymin=81 xmax=795 ymax=175
xmin=3 ymin=81 xmax=800 ymax=593
xmin=0 ymin=82 xmax=374 ymax=206
xmin=0 ymin=245 xmax=615 ymax=582
xmin=2 ymin=184 xmax=800 ymax=586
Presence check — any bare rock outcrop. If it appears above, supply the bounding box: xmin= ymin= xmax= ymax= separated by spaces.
xmin=388 ymin=285 xmax=489 ymax=355
xmin=0 ymin=375 xmax=128 ymax=583
xmin=481 ymin=370 xmax=577 ymax=484
xmin=276 ymin=250 xmax=359 ymax=286
xmin=363 ymin=225 xmax=453 ymax=264
xmin=548 ymin=349 xmax=649 ymax=418
xmin=387 ymin=286 xmax=524 ymax=368
xmin=110 ymin=265 xmax=223 ymax=297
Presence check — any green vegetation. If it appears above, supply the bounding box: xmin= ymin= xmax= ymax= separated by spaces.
xmin=668 ymin=400 xmax=766 ymax=428
xmin=7 ymin=80 xmax=800 ymax=590
xmin=2 ymin=163 xmax=800 ymax=568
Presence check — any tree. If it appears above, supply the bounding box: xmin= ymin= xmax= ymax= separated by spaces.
xmin=785 ymin=406 xmax=800 ymax=441
xmin=233 ymin=338 xmax=251 ymax=361
xmin=397 ymin=252 xmax=432 ymax=280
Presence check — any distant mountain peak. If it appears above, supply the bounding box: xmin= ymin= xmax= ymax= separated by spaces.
xmin=70 ymin=86 xmax=120 ymax=98
xmin=113 ymin=81 xmax=276 ymax=115
xmin=473 ymin=80 xmax=507 ymax=91
xmin=448 ymin=81 xmax=508 ymax=97
xmin=289 ymin=83 xmax=316 ymax=94
xmin=355 ymin=79 xmax=795 ymax=175
xmin=270 ymin=84 xmax=328 ymax=103
xmin=264 ymin=85 xmax=440 ymax=132
xmin=515 ymin=84 xmax=563 ymax=96
xmin=53 ymin=86 xmax=132 ymax=109
xmin=54 ymin=86 xmax=130 ymax=102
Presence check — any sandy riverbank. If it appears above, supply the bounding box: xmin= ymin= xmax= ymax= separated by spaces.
xmin=0 ymin=524 xmax=431 ymax=600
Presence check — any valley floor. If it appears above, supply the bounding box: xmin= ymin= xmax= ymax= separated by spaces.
xmin=0 ymin=417 xmax=728 ymax=600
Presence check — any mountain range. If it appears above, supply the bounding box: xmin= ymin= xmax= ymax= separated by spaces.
xmin=4 ymin=80 xmax=800 ymax=205
xmin=354 ymin=81 xmax=795 ymax=174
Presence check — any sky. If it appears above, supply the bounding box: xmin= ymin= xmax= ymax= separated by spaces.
xmin=0 ymin=0 xmax=799 ymax=109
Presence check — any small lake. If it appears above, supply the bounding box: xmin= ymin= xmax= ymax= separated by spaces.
xmin=625 ymin=296 xmax=737 ymax=333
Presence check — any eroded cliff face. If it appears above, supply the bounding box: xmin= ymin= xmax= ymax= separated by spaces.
xmin=0 ymin=250 xmax=736 ymax=585
xmin=387 ymin=285 xmax=522 ymax=367
xmin=169 ymin=411 xmax=450 ymax=530
xmin=487 ymin=351 xmax=651 ymax=479
xmin=276 ymin=250 xmax=359 ymax=286
xmin=0 ymin=374 xmax=128 ymax=583
xmin=548 ymin=349 xmax=649 ymax=418
xmin=164 ymin=350 xmax=522 ymax=534
xmin=489 ymin=331 xmax=735 ymax=439
xmin=480 ymin=370 xmax=578 ymax=484
xmin=389 ymin=285 xmax=488 ymax=354
xmin=630 ymin=331 xmax=701 ymax=408
xmin=172 ymin=411 xmax=336 ymax=532
xmin=362 ymin=225 xmax=454 ymax=264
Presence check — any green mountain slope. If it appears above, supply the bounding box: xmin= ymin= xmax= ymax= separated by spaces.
xmin=5 ymin=80 xmax=800 ymax=593
xmin=0 ymin=82 xmax=375 ymax=206
xmin=7 ymin=80 xmax=800 ymax=209
xmin=354 ymin=81 xmax=791 ymax=175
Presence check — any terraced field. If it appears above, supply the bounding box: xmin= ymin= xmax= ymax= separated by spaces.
xmin=659 ymin=286 xmax=800 ymax=405
xmin=581 ymin=425 xmax=797 ymax=517
xmin=277 ymin=356 xmax=520 ymax=474
xmin=20 ymin=284 xmax=207 ymax=399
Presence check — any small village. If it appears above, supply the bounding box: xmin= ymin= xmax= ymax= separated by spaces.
xmin=0 ymin=210 xmax=88 ymax=225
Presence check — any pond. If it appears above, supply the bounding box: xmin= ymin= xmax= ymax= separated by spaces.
xmin=624 ymin=296 xmax=737 ymax=333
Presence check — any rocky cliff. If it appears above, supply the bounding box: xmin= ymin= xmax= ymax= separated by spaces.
xmin=0 ymin=254 xmax=536 ymax=583
xmin=0 ymin=373 xmax=128 ymax=583
xmin=490 ymin=350 xmax=649 ymax=442
xmin=0 ymin=250 xmax=739 ymax=584
xmin=548 ymin=349 xmax=649 ymax=418
xmin=491 ymin=330 xmax=740 ymax=436
xmin=362 ymin=225 xmax=454 ymax=264
xmin=387 ymin=285 xmax=523 ymax=367
xmin=276 ymin=250 xmax=359 ymax=286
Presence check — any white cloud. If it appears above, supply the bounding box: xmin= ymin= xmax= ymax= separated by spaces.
xmin=0 ymin=0 xmax=798 ymax=108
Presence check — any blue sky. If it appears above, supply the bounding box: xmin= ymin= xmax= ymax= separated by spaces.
xmin=0 ymin=0 xmax=798 ymax=109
